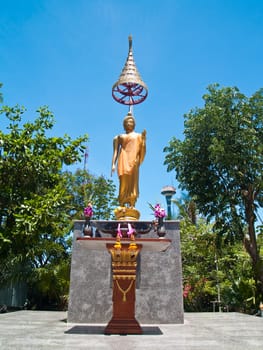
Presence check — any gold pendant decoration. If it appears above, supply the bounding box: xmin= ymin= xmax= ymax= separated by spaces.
xmin=115 ymin=279 xmax=134 ymax=302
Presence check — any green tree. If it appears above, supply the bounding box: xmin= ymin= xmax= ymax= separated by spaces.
xmin=0 ymin=104 xmax=87 ymax=257
xmin=180 ymin=218 xmax=216 ymax=311
xmin=64 ymin=168 xmax=118 ymax=221
xmin=180 ymin=215 xmax=255 ymax=313
xmin=164 ymin=84 xmax=263 ymax=297
xmin=0 ymin=103 xmax=88 ymax=308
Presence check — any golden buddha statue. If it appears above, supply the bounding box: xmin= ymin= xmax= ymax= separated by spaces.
xmin=111 ymin=111 xmax=146 ymax=219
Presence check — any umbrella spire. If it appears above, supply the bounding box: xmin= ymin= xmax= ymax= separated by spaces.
xmin=112 ymin=35 xmax=148 ymax=106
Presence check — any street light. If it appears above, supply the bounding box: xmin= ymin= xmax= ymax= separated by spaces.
xmin=161 ymin=186 xmax=176 ymax=219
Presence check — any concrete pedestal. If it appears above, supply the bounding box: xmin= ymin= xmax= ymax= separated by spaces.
xmin=67 ymin=220 xmax=184 ymax=324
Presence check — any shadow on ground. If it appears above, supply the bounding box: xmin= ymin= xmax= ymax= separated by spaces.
xmin=65 ymin=325 xmax=163 ymax=335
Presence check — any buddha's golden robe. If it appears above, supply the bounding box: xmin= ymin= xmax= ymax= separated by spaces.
xmin=117 ymin=131 xmax=145 ymax=207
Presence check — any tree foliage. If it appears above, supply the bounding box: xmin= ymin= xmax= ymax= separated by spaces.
xmin=0 ymin=104 xmax=87 ymax=260
xmin=0 ymin=101 xmax=84 ymax=308
xmin=175 ymin=195 xmax=255 ymax=312
xmin=164 ymin=84 xmax=263 ymax=296
xmin=64 ymin=169 xmax=118 ymax=221
xmin=180 ymin=217 xmax=255 ymax=312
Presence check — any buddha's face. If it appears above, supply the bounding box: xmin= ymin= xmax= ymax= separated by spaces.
xmin=124 ymin=117 xmax=135 ymax=132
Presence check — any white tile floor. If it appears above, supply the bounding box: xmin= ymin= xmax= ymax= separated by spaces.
xmin=0 ymin=311 xmax=262 ymax=350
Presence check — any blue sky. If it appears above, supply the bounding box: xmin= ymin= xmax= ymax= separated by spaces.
xmin=1 ymin=0 xmax=263 ymax=220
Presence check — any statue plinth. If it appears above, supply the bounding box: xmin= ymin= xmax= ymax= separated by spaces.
xmin=74 ymin=235 xmax=172 ymax=334
xmin=68 ymin=220 xmax=184 ymax=325
xmin=114 ymin=206 xmax=140 ymax=221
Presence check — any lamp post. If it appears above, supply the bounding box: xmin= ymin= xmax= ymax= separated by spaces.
xmin=161 ymin=186 xmax=176 ymax=219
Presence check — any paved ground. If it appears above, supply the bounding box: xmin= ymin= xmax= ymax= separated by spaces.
xmin=0 ymin=310 xmax=262 ymax=349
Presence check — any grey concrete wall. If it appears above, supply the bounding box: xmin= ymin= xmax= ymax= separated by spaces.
xmin=67 ymin=220 xmax=184 ymax=324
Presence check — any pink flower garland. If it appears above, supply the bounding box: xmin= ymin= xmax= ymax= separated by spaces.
xmin=84 ymin=203 xmax=93 ymax=217
xmin=127 ymin=223 xmax=135 ymax=237
xmin=153 ymin=204 xmax=166 ymax=218
xmin=117 ymin=223 xmax=122 ymax=238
